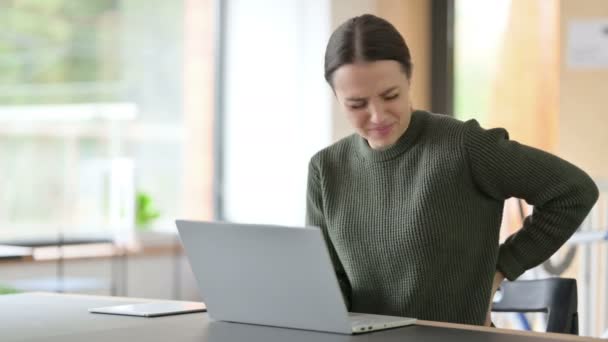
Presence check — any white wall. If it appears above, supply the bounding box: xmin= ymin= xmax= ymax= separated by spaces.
xmin=222 ymin=0 xmax=332 ymax=226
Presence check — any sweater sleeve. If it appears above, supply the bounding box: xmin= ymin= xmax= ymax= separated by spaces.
xmin=463 ymin=120 xmax=599 ymax=280
xmin=306 ymin=157 xmax=352 ymax=309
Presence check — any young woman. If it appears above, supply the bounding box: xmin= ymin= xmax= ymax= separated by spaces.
xmin=306 ymin=14 xmax=598 ymax=326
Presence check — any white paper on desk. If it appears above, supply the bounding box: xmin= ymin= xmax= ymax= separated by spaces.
xmin=89 ymin=301 xmax=206 ymax=317
xmin=566 ymin=19 xmax=608 ymax=69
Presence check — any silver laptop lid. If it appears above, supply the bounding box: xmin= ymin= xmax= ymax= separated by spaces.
xmin=176 ymin=220 xmax=352 ymax=334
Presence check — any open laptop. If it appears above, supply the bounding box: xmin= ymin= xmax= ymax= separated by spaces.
xmin=175 ymin=220 xmax=416 ymax=334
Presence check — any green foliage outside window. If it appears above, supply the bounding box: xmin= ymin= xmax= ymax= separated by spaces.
xmin=0 ymin=0 xmax=120 ymax=104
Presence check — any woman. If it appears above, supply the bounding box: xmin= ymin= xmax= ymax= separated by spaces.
xmin=305 ymin=14 xmax=598 ymax=326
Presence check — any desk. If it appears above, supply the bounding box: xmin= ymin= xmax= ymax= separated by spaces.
xmin=0 ymin=293 xmax=600 ymax=342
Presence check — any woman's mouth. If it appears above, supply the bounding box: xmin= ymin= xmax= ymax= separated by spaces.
xmin=369 ymin=123 xmax=394 ymax=137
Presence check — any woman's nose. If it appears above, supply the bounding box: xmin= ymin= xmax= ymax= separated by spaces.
xmin=368 ymin=102 xmax=387 ymax=124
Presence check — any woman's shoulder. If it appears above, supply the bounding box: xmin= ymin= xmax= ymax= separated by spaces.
xmin=415 ymin=110 xmax=473 ymax=146
xmin=422 ymin=111 xmax=470 ymax=131
xmin=422 ymin=111 xmax=507 ymax=138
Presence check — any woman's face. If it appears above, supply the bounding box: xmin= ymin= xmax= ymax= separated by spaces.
xmin=332 ymin=60 xmax=412 ymax=150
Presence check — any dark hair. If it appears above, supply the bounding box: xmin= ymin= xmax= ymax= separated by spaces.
xmin=324 ymin=14 xmax=413 ymax=85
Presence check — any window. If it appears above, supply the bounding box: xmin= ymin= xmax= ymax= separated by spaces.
xmin=220 ymin=0 xmax=332 ymax=225
xmin=0 ymin=0 xmax=214 ymax=242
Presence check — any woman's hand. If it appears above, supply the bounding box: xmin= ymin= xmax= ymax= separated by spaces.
xmin=485 ymin=271 xmax=505 ymax=327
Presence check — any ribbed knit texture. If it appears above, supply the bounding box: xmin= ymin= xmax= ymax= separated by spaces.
xmin=305 ymin=110 xmax=598 ymax=325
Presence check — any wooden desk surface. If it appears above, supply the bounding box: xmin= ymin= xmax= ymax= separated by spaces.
xmin=0 ymin=293 xmax=601 ymax=342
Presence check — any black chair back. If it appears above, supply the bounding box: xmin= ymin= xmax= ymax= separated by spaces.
xmin=492 ymin=278 xmax=578 ymax=334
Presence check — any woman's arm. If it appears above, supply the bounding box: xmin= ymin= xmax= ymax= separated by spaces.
xmin=463 ymin=120 xmax=599 ymax=281
xmin=306 ymin=158 xmax=352 ymax=309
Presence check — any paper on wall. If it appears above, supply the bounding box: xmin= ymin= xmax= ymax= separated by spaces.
xmin=566 ymin=19 xmax=608 ymax=69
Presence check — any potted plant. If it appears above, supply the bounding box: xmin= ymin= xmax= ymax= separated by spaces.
xmin=0 ymin=285 xmax=18 ymax=295
xmin=134 ymin=191 xmax=167 ymax=245
xmin=135 ymin=191 xmax=160 ymax=231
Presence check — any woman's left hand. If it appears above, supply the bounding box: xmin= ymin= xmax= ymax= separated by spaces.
xmin=485 ymin=271 xmax=505 ymax=327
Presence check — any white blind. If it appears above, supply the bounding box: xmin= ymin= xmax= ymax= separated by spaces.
xmin=223 ymin=0 xmax=332 ymax=226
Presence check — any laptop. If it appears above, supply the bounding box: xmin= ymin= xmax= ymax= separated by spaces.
xmin=175 ymin=220 xmax=416 ymax=334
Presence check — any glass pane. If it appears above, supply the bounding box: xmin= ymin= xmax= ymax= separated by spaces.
xmin=0 ymin=0 xmax=203 ymax=242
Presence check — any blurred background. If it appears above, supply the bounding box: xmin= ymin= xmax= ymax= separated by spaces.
xmin=0 ymin=0 xmax=607 ymax=337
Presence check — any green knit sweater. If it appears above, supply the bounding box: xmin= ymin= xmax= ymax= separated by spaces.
xmin=305 ymin=110 xmax=598 ymax=325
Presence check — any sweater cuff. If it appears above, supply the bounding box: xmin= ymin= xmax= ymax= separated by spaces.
xmin=496 ymin=244 xmax=526 ymax=281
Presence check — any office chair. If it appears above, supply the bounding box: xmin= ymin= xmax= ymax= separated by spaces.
xmin=492 ymin=278 xmax=578 ymax=335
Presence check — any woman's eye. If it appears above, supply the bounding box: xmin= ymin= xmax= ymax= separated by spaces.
xmin=348 ymin=103 xmax=366 ymax=110
xmin=384 ymin=93 xmax=399 ymax=101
